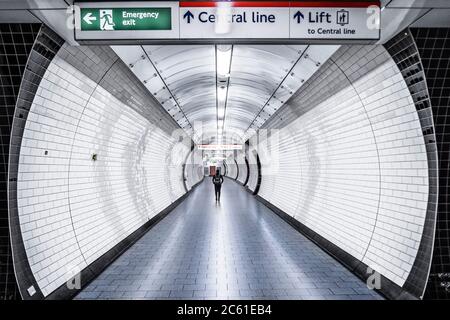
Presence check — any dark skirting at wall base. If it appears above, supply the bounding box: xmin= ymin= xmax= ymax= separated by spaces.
xmin=245 ymin=186 xmax=254 ymax=194
xmin=254 ymin=195 xmax=419 ymax=300
xmin=45 ymin=178 xmax=204 ymax=300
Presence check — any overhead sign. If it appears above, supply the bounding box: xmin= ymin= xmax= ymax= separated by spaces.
xmin=74 ymin=1 xmax=179 ymax=40
xmin=80 ymin=8 xmax=172 ymax=31
xmin=289 ymin=2 xmax=380 ymax=39
xmin=74 ymin=1 xmax=380 ymax=42
xmin=179 ymin=1 xmax=289 ymax=39
xmin=198 ymin=144 xmax=243 ymax=151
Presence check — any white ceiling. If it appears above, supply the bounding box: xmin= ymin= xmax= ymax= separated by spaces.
xmin=112 ymin=44 xmax=338 ymax=144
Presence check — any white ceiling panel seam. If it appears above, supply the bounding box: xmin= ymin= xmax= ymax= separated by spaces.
xmin=141 ymin=46 xmax=193 ymax=132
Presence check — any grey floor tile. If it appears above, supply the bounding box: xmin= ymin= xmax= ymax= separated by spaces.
xmin=75 ymin=181 xmax=382 ymax=301
xmin=169 ymin=290 xmax=194 ymax=298
xmin=75 ymin=291 xmax=101 ymax=299
xmin=144 ymin=290 xmax=171 ymax=298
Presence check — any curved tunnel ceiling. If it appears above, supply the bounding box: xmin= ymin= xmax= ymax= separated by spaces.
xmin=112 ymin=44 xmax=340 ymax=144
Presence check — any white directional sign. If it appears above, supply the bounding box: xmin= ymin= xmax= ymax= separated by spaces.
xmin=74 ymin=1 xmax=380 ymax=42
xmin=290 ymin=3 xmax=380 ymax=39
xmin=179 ymin=2 xmax=289 ymax=39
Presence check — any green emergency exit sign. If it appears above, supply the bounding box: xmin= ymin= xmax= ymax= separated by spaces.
xmin=80 ymin=7 xmax=172 ymax=31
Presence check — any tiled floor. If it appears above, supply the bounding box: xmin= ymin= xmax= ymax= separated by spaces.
xmin=75 ymin=179 xmax=383 ymax=300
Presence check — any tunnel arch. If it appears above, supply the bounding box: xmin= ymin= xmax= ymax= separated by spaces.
xmin=3 ymin=24 xmax=442 ymax=301
xmin=254 ymin=44 xmax=436 ymax=299
xmin=8 ymin=40 xmax=203 ymax=299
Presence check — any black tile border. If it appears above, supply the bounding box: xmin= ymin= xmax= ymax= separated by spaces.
xmin=234 ymin=159 xmax=239 ymax=181
xmin=46 ymin=178 xmax=204 ymax=300
xmin=254 ymin=194 xmax=418 ymax=300
xmin=243 ymin=157 xmax=250 ymax=187
xmin=7 ymin=25 xmax=64 ymax=300
xmin=409 ymin=27 xmax=450 ymax=300
xmin=384 ymin=28 xmax=439 ymax=299
xmin=0 ymin=23 xmax=42 ymax=300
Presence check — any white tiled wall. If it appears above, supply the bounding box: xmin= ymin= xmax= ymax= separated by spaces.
xmin=236 ymin=152 xmax=248 ymax=184
xmin=246 ymin=149 xmax=259 ymax=192
xmin=184 ymin=149 xmax=204 ymax=191
xmin=257 ymin=45 xmax=429 ymax=287
xmin=225 ymin=159 xmax=238 ymax=180
xmin=17 ymin=54 xmax=190 ymax=296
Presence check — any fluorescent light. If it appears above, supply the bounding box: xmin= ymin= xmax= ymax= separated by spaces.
xmin=217 ymin=107 xmax=225 ymax=119
xmin=217 ymin=86 xmax=227 ymax=102
xmin=217 ymin=46 xmax=232 ymax=77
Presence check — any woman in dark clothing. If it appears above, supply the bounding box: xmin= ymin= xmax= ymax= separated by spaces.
xmin=212 ymin=171 xmax=224 ymax=201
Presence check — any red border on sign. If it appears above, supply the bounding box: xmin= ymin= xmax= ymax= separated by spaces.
xmin=179 ymin=1 xmax=380 ymax=8
xmin=290 ymin=1 xmax=379 ymax=7
xmin=180 ymin=1 xmax=290 ymax=7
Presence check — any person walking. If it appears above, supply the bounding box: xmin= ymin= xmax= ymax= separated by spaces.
xmin=212 ymin=170 xmax=224 ymax=201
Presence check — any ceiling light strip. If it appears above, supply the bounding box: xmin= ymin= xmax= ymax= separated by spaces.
xmin=216 ymin=44 xmax=233 ymax=143
xmin=221 ymin=46 xmax=233 ymax=141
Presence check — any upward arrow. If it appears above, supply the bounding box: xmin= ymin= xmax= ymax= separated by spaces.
xmin=293 ymin=11 xmax=304 ymax=24
xmin=183 ymin=10 xmax=194 ymax=23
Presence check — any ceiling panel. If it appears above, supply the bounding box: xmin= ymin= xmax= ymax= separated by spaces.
xmin=142 ymin=45 xmax=216 ymax=141
xmin=113 ymin=44 xmax=339 ymax=144
xmin=226 ymin=45 xmax=306 ymax=142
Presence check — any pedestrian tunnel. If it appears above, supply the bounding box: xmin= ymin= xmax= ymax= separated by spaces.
xmin=1 ymin=0 xmax=449 ymax=301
